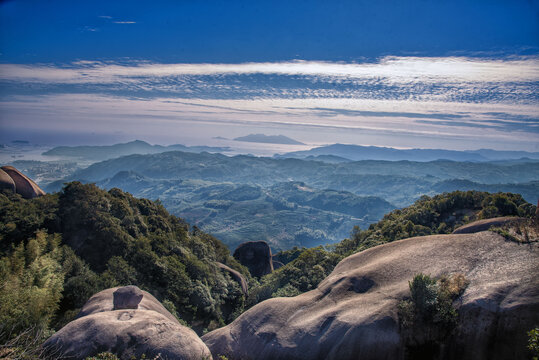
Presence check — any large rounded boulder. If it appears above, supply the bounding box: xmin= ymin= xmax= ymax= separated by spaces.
xmin=44 ymin=286 xmax=212 ymax=360
xmin=202 ymin=231 xmax=539 ymax=360
xmin=233 ymin=241 xmax=273 ymax=277
xmin=0 ymin=165 xmax=45 ymax=199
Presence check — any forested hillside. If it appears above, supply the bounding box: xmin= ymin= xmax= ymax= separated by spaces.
xmin=0 ymin=183 xmax=251 ymax=345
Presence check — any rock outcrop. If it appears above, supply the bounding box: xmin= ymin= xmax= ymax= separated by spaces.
xmin=0 ymin=168 xmax=16 ymax=193
xmin=452 ymin=216 xmax=524 ymax=234
xmin=233 ymin=241 xmax=273 ymax=277
xmin=44 ymin=286 xmax=212 ymax=360
xmin=112 ymin=285 xmax=144 ymax=310
xmin=217 ymin=262 xmax=248 ymax=295
xmin=202 ymin=231 xmax=539 ymax=360
xmin=0 ymin=165 xmax=45 ymax=199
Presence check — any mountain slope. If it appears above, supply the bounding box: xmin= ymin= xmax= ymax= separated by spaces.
xmin=59 ymin=151 xmax=539 ymax=207
xmin=95 ymin=175 xmax=395 ymax=251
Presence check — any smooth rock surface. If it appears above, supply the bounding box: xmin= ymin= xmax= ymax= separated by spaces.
xmin=233 ymin=241 xmax=273 ymax=277
xmin=0 ymin=166 xmax=45 ymax=199
xmin=45 ymin=286 xmax=212 ymax=359
xmin=0 ymin=168 xmax=16 ymax=193
xmin=452 ymin=216 xmax=524 ymax=234
xmin=44 ymin=309 xmax=212 ymax=360
xmin=203 ymin=231 xmax=539 ymax=360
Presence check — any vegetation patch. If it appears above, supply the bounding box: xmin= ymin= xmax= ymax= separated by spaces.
xmin=490 ymin=218 xmax=539 ymax=243
xmin=398 ymin=273 xmax=469 ymax=360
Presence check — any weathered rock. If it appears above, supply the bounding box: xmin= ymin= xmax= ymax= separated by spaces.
xmin=45 ymin=286 xmax=212 ymax=359
xmin=452 ymin=216 xmax=524 ymax=234
xmin=202 ymin=232 xmax=539 ymax=360
xmin=76 ymin=286 xmax=179 ymax=324
xmin=113 ymin=285 xmax=144 ymax=310
xmin=0 ymin=166 xmax=45 ymax=199
xmin=233 ymin=241 xmax=273 ymax=277
xmin=0 ymin=168 xmax=16 ymax=193
xmin=217 ymin=262 xmax=248 ymax=295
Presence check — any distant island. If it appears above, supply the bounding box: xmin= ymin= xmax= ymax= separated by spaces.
xmin=233 ymin=134 xmax=304 ymax=145
xmin=42 ymin=140 xmax=231 ymax=161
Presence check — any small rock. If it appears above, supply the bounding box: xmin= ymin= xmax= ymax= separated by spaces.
xmin=233 ymin=241 xmax=273 ymax=277
xmin=113 ymin=285 xmax=144 ymax=310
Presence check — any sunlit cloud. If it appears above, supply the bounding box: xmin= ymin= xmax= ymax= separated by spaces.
xmin=1 ymin=57 xmax=537 ymax=83
xmin=0 ymin=57 xmax=538 ymax=150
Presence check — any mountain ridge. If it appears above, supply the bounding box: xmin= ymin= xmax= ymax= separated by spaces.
xmin=276 ymin=143 xmax=539 ymax=162
xmin=42 ymin=140 xmax=230 ymax=161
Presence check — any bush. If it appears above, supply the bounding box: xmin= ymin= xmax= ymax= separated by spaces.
xmin=399 ymin=273 xmax=469 ymax=330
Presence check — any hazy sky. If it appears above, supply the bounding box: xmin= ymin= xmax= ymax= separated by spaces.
xmin=1 ymin=0 xmax=538 ymax=151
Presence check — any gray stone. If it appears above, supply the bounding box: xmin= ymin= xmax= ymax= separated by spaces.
xmin=233 ymin=241 xmax=273 ymax=277
xmin=113 ymin=285 xmax=143 ymax=310
xmin=203 ymin=231 xmax=539 ymax=360
xmin=44 ymin=286 xmax=212 ymax=359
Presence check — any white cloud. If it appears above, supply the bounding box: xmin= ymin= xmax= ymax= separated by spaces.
xmin=0 ymin=57 xmax=537 ymax=150
xmin=113 ymin=21 xmax=136 ymax=24
xmin=0 ymin=57 xmax=537 ymax=83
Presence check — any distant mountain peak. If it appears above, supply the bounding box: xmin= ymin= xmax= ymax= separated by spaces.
xmin=234 ymin=134 xmax=304 ymax=145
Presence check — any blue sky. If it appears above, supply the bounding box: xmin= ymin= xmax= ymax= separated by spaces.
xmin=0 ymin=0 xmax=538 ymax=151
xmin=1 ymin=0 xmax=538 ymax=63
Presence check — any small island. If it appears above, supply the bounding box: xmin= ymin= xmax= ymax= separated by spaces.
xmin=234 ymin=134 xmax=305 ymax=145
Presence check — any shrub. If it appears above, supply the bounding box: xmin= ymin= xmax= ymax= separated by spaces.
xmin=408 ymin=274 xmax=438 ymax=318
xmin=399 ymin=273 xmax=469 ymax=330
